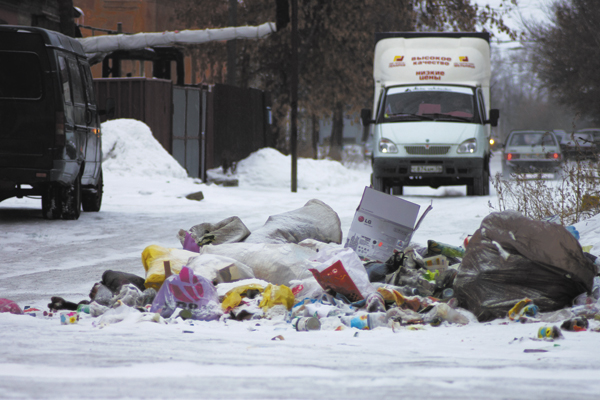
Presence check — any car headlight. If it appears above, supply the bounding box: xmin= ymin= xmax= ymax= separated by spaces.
xmin=379 ymin=138 xmax=398 ymax=153
xmin=457 ymin=138 xmax=477 ymax=154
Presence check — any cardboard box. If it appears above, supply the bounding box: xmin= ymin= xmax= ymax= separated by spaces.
xmin=344 ymin=187 xmax=432 ymax=262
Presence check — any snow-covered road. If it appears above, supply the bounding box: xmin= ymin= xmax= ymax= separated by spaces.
xmin=1 ymin=120 xmax=599 ymax=399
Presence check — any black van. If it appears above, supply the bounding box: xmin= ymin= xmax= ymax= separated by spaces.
xmin=0 ymin=26 xmax=104 ymax=220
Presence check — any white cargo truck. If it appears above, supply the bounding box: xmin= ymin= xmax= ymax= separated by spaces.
xmin=362 ymin=32 xmax=499 ymax=196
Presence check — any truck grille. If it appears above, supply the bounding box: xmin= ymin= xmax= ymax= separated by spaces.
xmin=405 ymin=146 xmax=451 ymax=155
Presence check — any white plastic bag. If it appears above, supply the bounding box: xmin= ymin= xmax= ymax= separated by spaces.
xmin=186 ymin=254 xmax=255 ymax=284
xmin=244 ymin=199 xmax=342 ymax=245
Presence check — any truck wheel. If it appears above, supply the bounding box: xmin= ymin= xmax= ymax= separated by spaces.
xmin=392 ymin=186 xmax=403 ymax=195
xmin=469 ymin=173 xmax=488 ymax=196
xmin=372 ymin=174 xmax=387 ymax=193
xmin=82 ymin=169 xmax=103 ymax=212
xmin=61 ymin=174 xmax=82 ymax=220
xmin=483 ymin=168 xmax=490 ymax=196
xmin=42 ymin=184 xmax=62 ymax=220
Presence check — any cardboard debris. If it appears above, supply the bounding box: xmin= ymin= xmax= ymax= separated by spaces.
xmin=344 ymin=187 xmax=432 ymax=262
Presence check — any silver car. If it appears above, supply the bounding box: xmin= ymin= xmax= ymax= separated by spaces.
xmin=502 ymin=130 xmax=563 ymax=179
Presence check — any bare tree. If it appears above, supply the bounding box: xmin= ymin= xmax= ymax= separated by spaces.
xmin=175 ymin=0 xmax=518 ymax=159
xmin=525 ymin=0 xmax=600 ymax=125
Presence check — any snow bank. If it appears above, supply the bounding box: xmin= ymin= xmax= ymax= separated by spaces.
xmin=210 ymin=147 xmax=367 ymax=190
xmin=101 ymin=119 xmax=188 ymax=179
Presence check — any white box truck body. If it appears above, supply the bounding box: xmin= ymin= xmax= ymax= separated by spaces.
xmin=364 ymin=32 xmax=498 ymax=196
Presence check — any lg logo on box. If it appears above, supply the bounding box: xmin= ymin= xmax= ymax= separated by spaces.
xmin=358 ymin=215 xmax=372 ymax=225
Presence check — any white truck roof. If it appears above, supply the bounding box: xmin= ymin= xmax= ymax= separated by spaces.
xmin=373 ymin=33 xmax=491 ymax=113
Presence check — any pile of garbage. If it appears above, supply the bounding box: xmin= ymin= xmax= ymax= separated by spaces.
xmin=2 ymin=196 xmax=600 ymax=337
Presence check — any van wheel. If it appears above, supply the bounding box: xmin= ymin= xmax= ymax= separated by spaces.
xmin=61 ymin=174 xmax=82 ymax=220
xmin=42 ymin=184 xmax=63 ymax=220
xmin=82 ymin=169 xmax=103 ymax=212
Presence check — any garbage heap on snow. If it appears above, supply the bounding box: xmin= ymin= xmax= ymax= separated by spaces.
xmin=4 ymin=187 xmax=600 ymax=335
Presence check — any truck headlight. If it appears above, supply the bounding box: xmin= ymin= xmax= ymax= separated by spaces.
xmin=379 ymin=138 xmax=398 ymax=153
xmin=457 ymin=138 xmax=477 ymax=154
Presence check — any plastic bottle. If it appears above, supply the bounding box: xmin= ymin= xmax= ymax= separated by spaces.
xmin=77 ymin=304 xmax=90 ymax=314
xmin=341 ymin=314 xmax=369 ymax=330
xmin=367 ymin=312 xmax=389 ymax=329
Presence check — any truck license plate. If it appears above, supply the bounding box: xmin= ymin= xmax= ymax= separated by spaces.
xmin=411 ymin=165 xmax=442 ymax=173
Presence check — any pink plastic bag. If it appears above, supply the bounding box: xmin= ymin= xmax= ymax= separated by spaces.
xmin=150 ymin=266 xmax=222 ymax=320
xmin=0 ymin=298 xmax=23 ymax=315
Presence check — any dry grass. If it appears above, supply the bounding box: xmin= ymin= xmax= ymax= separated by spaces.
xmin=491 ymin=155 xmax=600 ymax=225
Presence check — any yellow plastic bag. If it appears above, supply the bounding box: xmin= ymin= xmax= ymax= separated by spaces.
xmin=508 ymin=298 xmax=533 ymax=321
xmin=221 ymin=284 xmax=266 ymax=311
xmin=141 ymin=245 xmax=198 ymax=290
xmin=377 ymin=287 xmax=405 ymax=306
xmin=258 ymin=284 xmax=295 ymax=311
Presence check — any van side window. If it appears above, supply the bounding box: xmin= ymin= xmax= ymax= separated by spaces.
xmin=58 ymin=56 xmax=71 ymax=104
xmin=0 ymin=51 xmax=43 ymax=100
xmin=79 ymin=62 xmax=95 ymax=108
xmin=67 ymin=59 xmax=85 ymax=105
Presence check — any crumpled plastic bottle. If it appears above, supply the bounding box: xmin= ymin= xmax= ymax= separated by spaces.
xmin=111 ymin=284 xmax=143 ymax=307
xmin=90 ymin=283 xmax=113 ymax=306
xmin=424 ymin=303 xmax=469 ymax=325
xmin=540 ymin=308 xmax=575 ymax=323
xmin=95 ymin=302 xmax=140 ymax=326
xmin=365 ymin=292 xmax=386 ymax=313
xmin=89 ymin=301 xmax=109 ymax=317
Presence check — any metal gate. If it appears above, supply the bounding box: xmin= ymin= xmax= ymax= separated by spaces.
xmin=172 ymin=86 xmax=202 ymax=178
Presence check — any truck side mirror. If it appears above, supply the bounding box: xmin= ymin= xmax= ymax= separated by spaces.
xmin=488 ymin=109 xmax=499 ymax=127
xmin=361 ymin=108 xmax=372 ymax=126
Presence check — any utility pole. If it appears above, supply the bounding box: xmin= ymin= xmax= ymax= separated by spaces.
xmin=227 ymin=0 xmax=237 ymax=86
xmin=291 ymin=0 xmax=298 ymax=192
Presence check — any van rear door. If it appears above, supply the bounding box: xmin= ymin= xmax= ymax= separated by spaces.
xmin=0 ymin=31 xmax=54 ymax=169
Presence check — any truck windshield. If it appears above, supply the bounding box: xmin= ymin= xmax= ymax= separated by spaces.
xmin=0 ymin=51 xmax=43 ymax=100
xmin=381 ymin=85 xmax=478 ymax=123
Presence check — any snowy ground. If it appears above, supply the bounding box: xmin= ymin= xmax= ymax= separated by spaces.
xmin=1 ymin=119 xmax=600 ymax=399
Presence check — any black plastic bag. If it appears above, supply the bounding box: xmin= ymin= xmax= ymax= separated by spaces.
xmin=455 ymin=211 xmax=596 ymax=322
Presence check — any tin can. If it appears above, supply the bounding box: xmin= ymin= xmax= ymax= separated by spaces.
xmin=292 ymin=316 xmax=321 ymax=331
xmin=538 ymin=325 xmax=563 ymax=339
xmin=60 ymin=311 xmax=79 ymax=325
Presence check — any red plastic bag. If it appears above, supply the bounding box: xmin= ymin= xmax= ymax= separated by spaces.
xmin=150 ymin=266 xmax=222 ymax=320
xmin=308 ymin=247 xmax=375 ymax=302
xmin=0 ymin=298 xmax=23 ymax=315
